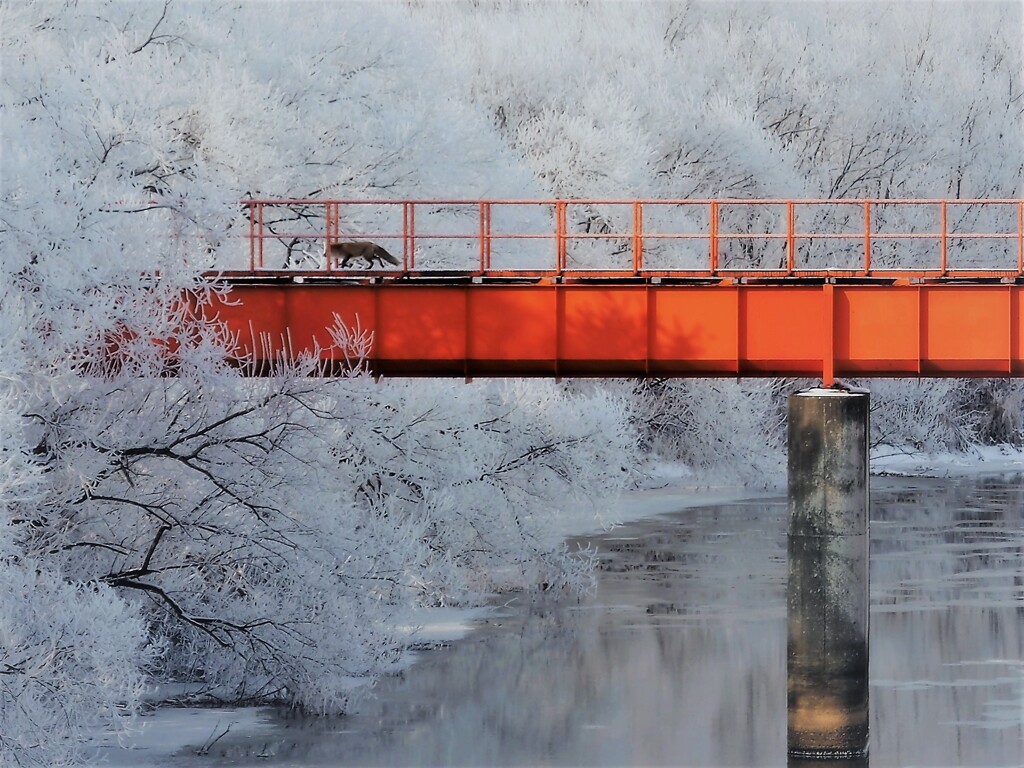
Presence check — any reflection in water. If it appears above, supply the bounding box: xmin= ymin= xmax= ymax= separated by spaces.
xmin=870 ymin=478 xmax=1023 ymax=767
xmin=787 ymin=533 xmax=870 ymax=757
xmin=183 ymin=478 xmax=1022 ymax=767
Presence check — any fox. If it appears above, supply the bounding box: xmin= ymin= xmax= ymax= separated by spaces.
xmin=327 ymin=241 xmax=401 ymax=269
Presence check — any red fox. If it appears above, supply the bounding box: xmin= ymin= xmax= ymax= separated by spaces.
xmin=327 ymin=241 xmax=401 ymax=268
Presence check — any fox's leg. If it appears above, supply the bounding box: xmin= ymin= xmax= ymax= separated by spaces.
xmin=372 ymin=244 xmax=399 ymax=266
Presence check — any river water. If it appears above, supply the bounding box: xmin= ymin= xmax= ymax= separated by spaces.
xmin=141 ymin=476 xmax=1022 ymax=767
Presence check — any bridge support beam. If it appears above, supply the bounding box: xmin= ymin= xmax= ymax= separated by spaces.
xmin=787 ymin=388 xmax=870 ymax=760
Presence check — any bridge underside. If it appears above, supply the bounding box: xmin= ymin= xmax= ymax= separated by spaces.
xmin=202 ymin=274 xmax=1024 ymax=381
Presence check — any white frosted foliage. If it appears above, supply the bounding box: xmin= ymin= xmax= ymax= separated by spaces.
xmin=1 ymin=1 xmax=1022 ymax=764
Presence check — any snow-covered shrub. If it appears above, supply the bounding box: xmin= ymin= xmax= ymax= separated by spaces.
xmin=869 ymin=379 xmax=977 ymax=452
xmin=871 ymin=378 xmax=1024 ymax=452
xmin=966 ymin=381 xmax=1024 ymax=446
xmin=0 ymin=562 xmax=152 ymax=768
xmin=629 ymin=378 xmax=786 ymax=485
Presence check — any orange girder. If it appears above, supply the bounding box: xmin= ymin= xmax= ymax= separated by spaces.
xmin=200 ymin=278 xmax=1024 ymax=381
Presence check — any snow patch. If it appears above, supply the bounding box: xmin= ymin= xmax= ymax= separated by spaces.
xmin=872 ymin=444 xmax=1024 ymax=478
xmin=84 ymin=706 xmax=275 ymax=767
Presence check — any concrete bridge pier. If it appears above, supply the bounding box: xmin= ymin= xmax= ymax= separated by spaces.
xmin=787 ymin=387 xmax=870 ymax=760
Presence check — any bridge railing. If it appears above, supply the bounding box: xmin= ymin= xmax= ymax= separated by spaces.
xmin=243 ymin=198 xmax=1024 ymax=278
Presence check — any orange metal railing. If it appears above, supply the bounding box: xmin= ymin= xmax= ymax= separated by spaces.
xmin=243 ymin=198 xmax=1024 ymax=279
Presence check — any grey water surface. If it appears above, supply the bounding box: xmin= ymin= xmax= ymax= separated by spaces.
xmin=169 ymin=476 xmax=1023 ymax=767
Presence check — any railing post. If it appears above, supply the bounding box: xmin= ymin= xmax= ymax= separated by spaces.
xmin=402 ymin=202 xmax=409 ymax=267
xmin=257 ymin=201 xmax=265 ymax=269
xmin=1017 ymin=200 xmax=1023 ymax=276
xmin=555 ymin=201 xmax=567 ymax=273
xmin=863 ymin=201 xmax=872 ymax=275
xmin=479 ymin=201 xmax=491 ymax=273
xmin=633 ymin=201 xmax=643 ymax=274
xmin=324 ymin=201 xmax=334 ymax=274
xmin=404 ymin=202 xmax=416 ymax=272
xmin=940 ymin=200 xmax=948 ymax=276
xmin=710 ymin=201 xmax=719 ymax=274
xmin=786 ymin=200 xmax=796 ymax=274
xmin=247 ymin=200 xmax=256 ymax=271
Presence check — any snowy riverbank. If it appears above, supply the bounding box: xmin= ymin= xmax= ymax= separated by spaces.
xmin=872 ymin=443 xmax=1024 ymax=478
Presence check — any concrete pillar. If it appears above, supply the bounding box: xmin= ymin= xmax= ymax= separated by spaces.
xmin=787 ymin=387 xmax=870 ymax=759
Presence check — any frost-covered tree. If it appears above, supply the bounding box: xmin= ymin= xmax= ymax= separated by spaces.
xmin=0 ymin=2 xmax=633 ymax=765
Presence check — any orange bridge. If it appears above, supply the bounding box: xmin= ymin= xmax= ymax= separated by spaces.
xmin=203 ymin=198 xmax=1024 ymax=383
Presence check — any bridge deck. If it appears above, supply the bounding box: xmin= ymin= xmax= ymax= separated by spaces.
xmin=202 ymin=274 xmax=1024 ymax=381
